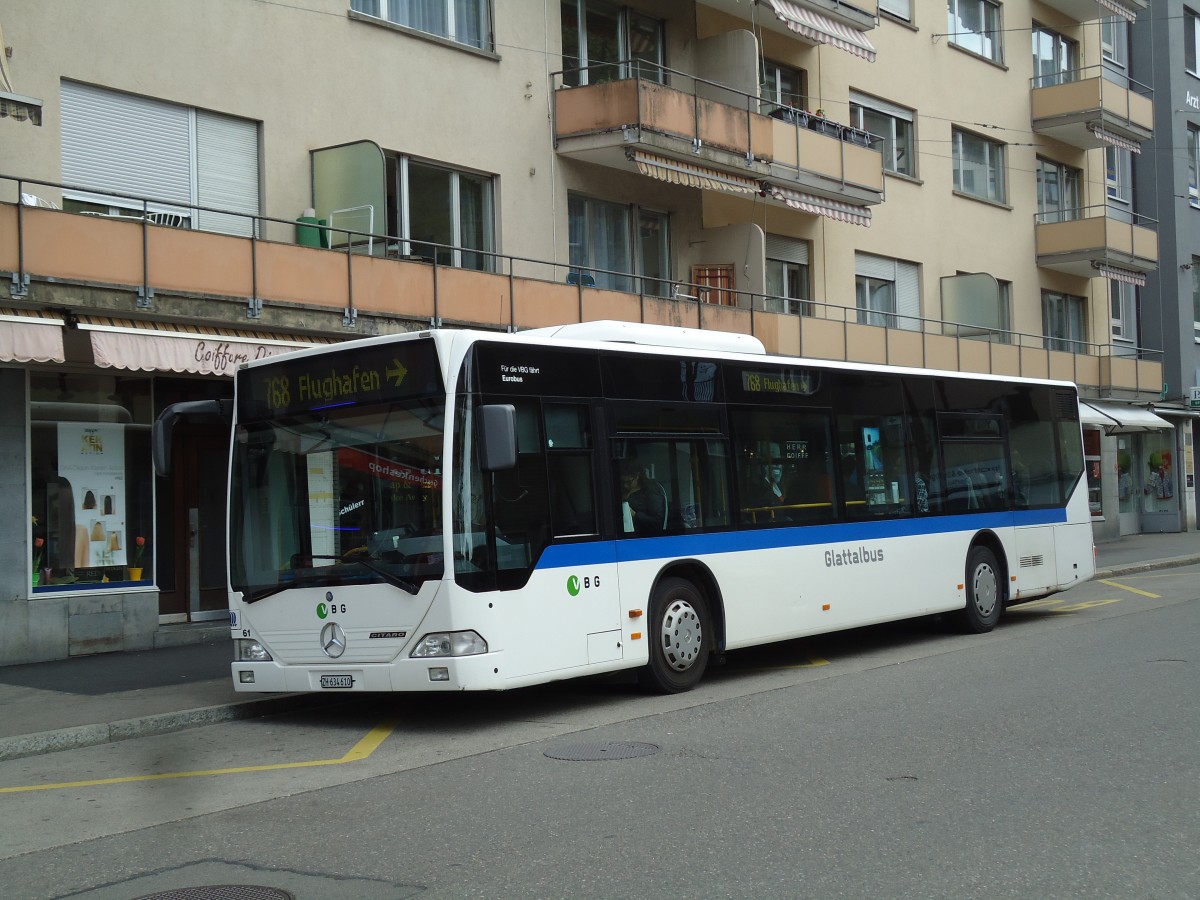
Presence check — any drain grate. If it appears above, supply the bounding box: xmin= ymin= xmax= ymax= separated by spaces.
xmin=544 ymin=740 xmax=661 ymax=761
xmin=133 ymin=887 xmax=294 ymax=900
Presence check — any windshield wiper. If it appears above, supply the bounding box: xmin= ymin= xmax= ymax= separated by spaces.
xmin=309 ymin=553 xmax=421 ymax=596
xmin=243 ymin=571 xmax=331 ymax=604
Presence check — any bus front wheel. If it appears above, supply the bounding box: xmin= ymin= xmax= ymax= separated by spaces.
xmin=640 ymin=577 xmax=711 ymax=693
xmin=961 ymin=546 xmax=1002 ymax=633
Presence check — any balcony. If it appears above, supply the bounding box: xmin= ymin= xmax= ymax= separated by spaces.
xmin=1036 ymin=0 xmax=1146 ymax=24
xmin=1031 ymin=67 xmax=1152 ymax=152
xmin=0 ymin=176 xmax=1160 ymax=399
xmin=1035 ymin=205 xmax=1157 ymax=281
xmin=552 ymin=65 xmax=884 ymax=214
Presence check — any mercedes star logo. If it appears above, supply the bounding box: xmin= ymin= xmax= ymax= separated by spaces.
xmin=320 ymin=622 xmax=347 ymax=659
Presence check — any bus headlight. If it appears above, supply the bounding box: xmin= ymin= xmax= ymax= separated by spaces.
xmin=235 ymin=639 xmax=272 ymax=662
xmin=410 ymin=631 xmax=488 ymax=658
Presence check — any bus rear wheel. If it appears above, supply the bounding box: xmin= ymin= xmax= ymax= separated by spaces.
xmin=640 ymin=577 xmax=711 ymax=693
xmin=960 ymin=546 xmax=1002 ymax=633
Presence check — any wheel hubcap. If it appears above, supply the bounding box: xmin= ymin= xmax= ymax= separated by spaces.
xmin=660 ymin=598 xmax=702 ymax=672
xmin=972 ymin=563 xmax=998 ymax=618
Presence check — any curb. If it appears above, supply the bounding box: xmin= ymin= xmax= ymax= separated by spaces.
xmin=0 ymin=693 xmax=321 ymax=763
xmin=1094 ymin=554 xmax=1200 ymax=580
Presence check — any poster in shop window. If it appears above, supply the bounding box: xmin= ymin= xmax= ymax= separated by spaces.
xmin=57 ymin=423 xmax=127 ymax=569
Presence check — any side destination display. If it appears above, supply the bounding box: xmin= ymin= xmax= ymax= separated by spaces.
xmin=237 ymin=339 xmax=442 ymax=421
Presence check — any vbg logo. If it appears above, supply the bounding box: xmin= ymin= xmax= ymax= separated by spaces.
xmin=316 ymin=602 xmax=328 ymax=619
xmin=566 ymin=574 xmax=601 ymax=596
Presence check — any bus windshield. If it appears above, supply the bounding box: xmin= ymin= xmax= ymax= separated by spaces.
xmin=230 ymin=398 xmax=445 ymax=602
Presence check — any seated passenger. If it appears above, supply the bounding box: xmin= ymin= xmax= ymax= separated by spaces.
xmin=620 ymin=459 xmax=667 ymax=535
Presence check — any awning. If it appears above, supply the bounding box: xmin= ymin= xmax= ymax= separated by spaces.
xmin=1098 ymin=0 xmax=1138 ymax=24
xmin=0 ymin=309 xmax=64 ymax=363
xmin=631 ymin=151 xmax=760 ymax=195
xmin=79 ymin=316 xmax=336 ymax=377
xmin=765 ymin=0 xmax=877 ymax=62
xmin=1088 ymin=124 xmax=1141 ymax=154
xmin=1082 ymin=400 xmax=1173 ymax=433
xmin=1092 ymin=262 xmax=1146 ymax=287
xmin=767 ymin=186 xmax=872 ymax=227
xmin=1079 ymin=401 xmax=1118 ymax=429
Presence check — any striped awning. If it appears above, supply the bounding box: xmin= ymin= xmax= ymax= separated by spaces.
xmin=631 ymin=151 xmax=760 ymax=195
xmin=768 ymin=186 xmax=872 ymax=227
xmin=1092 ymin=262 xmax=1146 ymax=287
xmin=1098 ymin=0 xmax=1138 ymax=24
xmin=765 ymin=0 xmax=877 ymax=62
xmin=0 ymin=309 xmax=63 ymax=363
xmin=1089 ymin=124 xmax=1141 ymax=154
xmin=77 ymin=316 xmax=337 ymax=377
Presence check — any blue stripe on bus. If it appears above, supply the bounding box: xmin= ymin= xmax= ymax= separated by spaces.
xmin=535 ymin=508 xmax=1068 ymax=570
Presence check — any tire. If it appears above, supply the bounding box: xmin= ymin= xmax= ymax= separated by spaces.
xmin=639 ymin=577 xmax=711 ymax=693
xmin=960 ymin=545 xmax=1002 ymax=634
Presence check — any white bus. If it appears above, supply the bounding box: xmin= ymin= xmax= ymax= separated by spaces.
xmin=154 ymin=321 xmax=1095 ymax=694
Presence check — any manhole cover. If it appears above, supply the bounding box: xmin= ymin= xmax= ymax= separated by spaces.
xmin=133 ymin=887 xmax=294 ymax=900
xmin=544 ymin=740 xmax=661 ymax=761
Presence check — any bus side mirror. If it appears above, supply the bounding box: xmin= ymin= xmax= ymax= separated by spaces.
xmin=153 ymin=399 xmax=233 ymax=477
xmin=478 ymin=403 xmax=517 ymax=471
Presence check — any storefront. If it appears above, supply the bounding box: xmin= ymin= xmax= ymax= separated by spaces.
xmin=4 ymin=309 xmax=330 ymax=664
xmin=1081 ymin=399 xmax=1183 ymax=541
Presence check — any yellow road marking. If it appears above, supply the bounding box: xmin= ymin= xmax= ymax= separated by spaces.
xmin=0 ymin=720 xmax=398 ymax=795
xmin=1097 ymin=579 xmax=1161 ymax=599
xmin=771 ymin=657 xmax=830 ymax=670
xmin=1050 ymin=598 xmax=1123 ymax=613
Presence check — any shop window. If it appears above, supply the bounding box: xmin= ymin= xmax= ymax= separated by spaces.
xmin=29 ymin=374 xmax=154 ymax=591
xmin=1084 ymin=428 xmax=1102 ymax=517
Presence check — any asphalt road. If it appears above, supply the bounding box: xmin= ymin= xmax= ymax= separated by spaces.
xmin=1 ymin=567 xmax=1197 ymax=899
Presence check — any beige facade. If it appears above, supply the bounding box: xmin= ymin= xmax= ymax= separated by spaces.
xmin=0 ymin=0 xmax=1176 ymax=662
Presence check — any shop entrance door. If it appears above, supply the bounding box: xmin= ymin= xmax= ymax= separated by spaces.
xmin=157 ymin=425 xmax=229 ymax=620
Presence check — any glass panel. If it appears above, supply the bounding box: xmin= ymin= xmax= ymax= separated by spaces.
xmin=312 ymin=140 xmax=388 ymax=252
xmin=638 ymin=209 xmax=670 ymax=297
xmin=457 ymin=170 xmax=494 ymax=271
xmin=583 ymin=2 xmax=622 ymax=85
xmin=408 ymin=161 xmax=454 ymax=265
xmin=561 ymin=0 xmax=582 ymax=86
xmin=618 ymin=439 xmax=730 ymax=534
xmin=732 ymin=408 xmax=834 ymax=525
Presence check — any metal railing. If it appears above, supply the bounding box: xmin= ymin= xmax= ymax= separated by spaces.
xmin=0 ymin=173 xmax=1164 ymax=393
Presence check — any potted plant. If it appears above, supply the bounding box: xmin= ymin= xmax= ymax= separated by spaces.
xmin=129 ymin=535 xmax=147 ymax=581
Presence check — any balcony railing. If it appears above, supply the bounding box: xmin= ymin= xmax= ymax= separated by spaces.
xmin=0 ymin=174 xmax=1161 ymax=397
xmin=1035 ymin=204 xmax=1157 ymax=279
xmin=552 ymin=61 xmax=884 ymax=206
xmin=1030 ymin=65 xmax=1153 ymax=151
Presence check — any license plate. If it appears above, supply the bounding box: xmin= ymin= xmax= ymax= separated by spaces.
xmin=320 ymin=675 xmax=354 ymax=689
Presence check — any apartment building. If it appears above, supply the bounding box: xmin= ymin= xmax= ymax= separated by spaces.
xmin=0 ymin=0 xmax=1185 ymax=663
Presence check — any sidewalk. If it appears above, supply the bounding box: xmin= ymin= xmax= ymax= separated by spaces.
xmin=1 ymin=530 xmax=1198 ymax=763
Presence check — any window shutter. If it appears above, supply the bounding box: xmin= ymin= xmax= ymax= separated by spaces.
xmin=855 ymin=252 xmax=895 ymax=280
xmin=765 ymin=234 xmax=809 ymax=265
xmin=895 ymin=260 xmax=921 ymax=331
xmin=60 ymin=81 xmax=192 ymax=209
xmin=196 ymin=111 xmax=260 ymax=236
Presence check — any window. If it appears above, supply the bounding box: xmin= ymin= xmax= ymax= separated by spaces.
xmin=1084 ymin=428 xmax=1102 ymax=517
xmin=1188 ymin=8 xmax=1200 ymax=76
xmin=30 ymin=374 xmax=155 ymax=592
xmin=1192 ymin=258 xmax=1200 ymax=341
xmin=59 ymin=82 xmax=260 ymax=236
xmin=880 ymin=0 xmax=912 ymax=22
xmin=350 ymin=0 xmax=492 ymax=51
xmin=1110 ymin=281 xmax=1137 ymax=347
xmin=386 ymin=155 xmax=496 ymax=271
xmin=569 ymin=193 xmax=666 ymax=293
xmin=731 ymin=408 xmax=834 ymax=525
xmin=1101 ymin=16 xmax=1129 ymax=83
xmin=947 ymin=0 xmax=1002 ymax=64
xmin=1032 ymin=24 xmax=1078 ymax=87
xmin=953 ymin=128 xmax=1006 ymax=204
xmin=1043 ymin=290 xmax=1087 ymax=352
xmin=1189 ymin=125 xmax=1200 ymax=206
xmin=1106 ymin=146 xmax=1133 ymax=222
xmin=765 ymin=235 xmax=811 ymax=316
xmin=856 ymin=253 xmax=920 ymax=330
xmin=849 ymin=92 xmax=915 ymax=177
xmin=761 ymin=60 xmax=806 ymax=114
xmin=835 ymin=376 xmax=911 ymax=519
xmin=561 ymin=1 xmax=664 ymax=86
xmin=1036 ymin=157 xmax=1081 ymax=223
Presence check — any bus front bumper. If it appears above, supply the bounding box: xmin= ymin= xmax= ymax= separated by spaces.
xmin=230 ymin=654 xmax=505 ymax=692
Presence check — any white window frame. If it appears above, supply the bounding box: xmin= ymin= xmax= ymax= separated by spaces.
xmin=761 ymin=59 xmax=806 ymax=114
xmin=953 ymin=128 xmax=1007 ymax=204
xmin=765 ymin=235 xmax=812 ymax=316
xmin=1106 ymin=146 xmax=1133 ymax=223
xmin=393 ymin=155 xmax=496 ymax=271
xmin=350 ymin=0 xmax=493 ymax=51
xmin=880 ymin=0 xmax=912 ymax=23
xmin=1036 ymin=157 xmax=1082 ymax=224
xmin=561 ymin=1 xmax=664 ymax=87
xmin=947 ymin=0 xmax=1003 ymax=64
xmin=1110 ymin=280 xmax=1137 ymax=346
xmin=1043 ymin=290 xmax=1087 ymax=353
xmin=856 ymin=253 xmax=920 ymax=331
xmin=569 ymin=192 xmax=673 ymax=294
xmin=849 ymin=92 xmax=916 ymax=178
xmin=637 ymin=207 xmax=671 ymax=297
xmin=1189 ymin=124 xmax=1200 ymax=207
xmin=1188 ymin=8 xmax=1200 ymax=77
xmin=1031 ymin=23 xmax=1078 ymax=87
xmin=1101 ymin=16 xmax=1129 ymax=86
